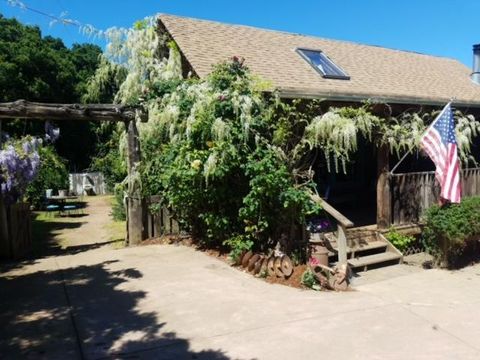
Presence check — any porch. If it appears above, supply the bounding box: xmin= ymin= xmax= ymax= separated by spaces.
xmin=311 ymin=166 xmax=480 ymax=271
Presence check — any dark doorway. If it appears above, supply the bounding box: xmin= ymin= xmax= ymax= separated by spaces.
xmin=313 ymin=139 xmax=377 ymax=227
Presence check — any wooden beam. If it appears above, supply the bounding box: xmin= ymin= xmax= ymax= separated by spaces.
xmin=0 ymin=100 xmax=146 ymax=122
xmin=376 ymin=144 xmax=392 ymax=229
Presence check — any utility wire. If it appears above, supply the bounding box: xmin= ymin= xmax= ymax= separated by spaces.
xmin=4 ymin=0 xmax=103 ymax=37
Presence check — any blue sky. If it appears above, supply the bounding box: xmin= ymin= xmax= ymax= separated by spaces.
xmin=1 ymin=0 xmax=478 ymax=67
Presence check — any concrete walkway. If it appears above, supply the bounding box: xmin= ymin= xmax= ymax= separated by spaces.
xmin=1 ymin=201 xmax=480 ymax=359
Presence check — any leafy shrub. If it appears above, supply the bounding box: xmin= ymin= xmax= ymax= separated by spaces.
xmin=110 ymin=183 xmax=126 ymax=221
xmin=385 ymin=228 xmax=416 ymax=252
xmin=138 ymin=58 xmax=320 ymax=254
xmin=422 ymin=196 xmax=480 ymax=268
xmin=24 ymin=145 xmax=68 ymax=208
xmin=301 ymin=268 xmax=321 ymax=290
xmin=223 ymin=235 xmax=253 ymax=263
xmin=89 ymin=124 xmax=127 ymax=192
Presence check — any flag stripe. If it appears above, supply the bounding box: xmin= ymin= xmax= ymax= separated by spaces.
xmin=420 ymin=103 xmax=461 ymax=203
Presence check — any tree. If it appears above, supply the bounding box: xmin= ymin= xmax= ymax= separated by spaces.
xmin=0 ymin=13 xmax=103 ymax=171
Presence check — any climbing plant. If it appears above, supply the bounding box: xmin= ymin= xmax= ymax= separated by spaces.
xmin=302 ymin=105 xmax=479 ymax=173
xmin=86 ymin=16 xmax=479 ymax=258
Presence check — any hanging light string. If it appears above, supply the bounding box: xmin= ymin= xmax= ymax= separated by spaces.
xmin=5 ymin=0 xmax=105 ymax=38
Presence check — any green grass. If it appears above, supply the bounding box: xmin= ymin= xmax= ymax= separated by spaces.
xmin=31 ymin=211 xmax=72 ymax=255
xmin=105 ymin=219 xmax=126 ymax=249
xmin=31 ymin=197 xmax=128 ymax=255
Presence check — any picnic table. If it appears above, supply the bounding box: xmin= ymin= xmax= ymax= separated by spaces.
xmin=47 ymin=195 xmax=78 ymax=206
xmin=46 ymin=195 xmax=80 ymax=215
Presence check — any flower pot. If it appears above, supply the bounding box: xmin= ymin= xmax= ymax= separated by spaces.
xmin=45 ymin=189 xmax=53 ymax=198
xmin=311 ymin=244 xmax=329 ymax=267
xmin=58 ymin=189 xmax=68 ymax=197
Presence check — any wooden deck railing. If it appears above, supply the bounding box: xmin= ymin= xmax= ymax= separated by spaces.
xmin=310 ymin=194 xmax=354 ymax=265
xmin=391 ymin=167 xmax=480 ymax=225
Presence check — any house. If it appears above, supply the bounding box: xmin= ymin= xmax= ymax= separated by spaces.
xmin=155 ymin=14 xmax=480 ymax=268
xmin=157 ymin=14 xmax=480 ymax=107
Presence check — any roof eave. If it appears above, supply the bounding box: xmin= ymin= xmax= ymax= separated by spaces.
xmin=276 ymin=88 xmax=480 ymax=108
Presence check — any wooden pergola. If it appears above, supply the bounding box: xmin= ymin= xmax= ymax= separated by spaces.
xmin=0 ymin=100 xmax=148 ymax=246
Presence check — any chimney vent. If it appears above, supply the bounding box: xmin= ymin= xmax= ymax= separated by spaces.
xmin=472 ymin=44 xmax=480 ymax=85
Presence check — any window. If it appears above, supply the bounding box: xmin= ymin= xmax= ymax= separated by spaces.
xmin=297 ymin=48 xmax=350 ymax=80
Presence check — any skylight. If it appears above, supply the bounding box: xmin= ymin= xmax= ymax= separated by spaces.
xmin=297 ymin=48 xmax=350 ymax=80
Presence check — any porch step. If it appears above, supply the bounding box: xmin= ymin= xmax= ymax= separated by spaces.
xmin=346 ymin=252 xmax=402 ymax=271
xmin=327 ymin=240 xmax=387 ymax=257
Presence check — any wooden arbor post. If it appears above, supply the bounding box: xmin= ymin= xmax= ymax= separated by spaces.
xmin=125 ymin=119 xmax=146 ymax=245
xmin=0 ymin=100 xmax=148 ymax=246
xmin=376 ymin=144 xmax=392 ymax=229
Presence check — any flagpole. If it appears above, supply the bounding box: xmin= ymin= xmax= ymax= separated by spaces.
xmin=389 ymin=101 xmax=452 ymax=175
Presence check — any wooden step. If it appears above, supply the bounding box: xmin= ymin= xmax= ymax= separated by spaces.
xmin=346 ymin=252 xmax=402 ymax=270
xmin=327 ymin=240 xmax=387 ymax=257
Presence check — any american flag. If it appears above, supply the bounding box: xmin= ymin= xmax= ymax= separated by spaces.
xmin=420 ymin=103 xmax=461 ymax=203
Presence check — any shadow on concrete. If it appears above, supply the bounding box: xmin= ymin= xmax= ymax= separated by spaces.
xmin=0 ymin=260 xmax=238 ymax=359
xmin=0 ymin=211 xmax=119 ymax=273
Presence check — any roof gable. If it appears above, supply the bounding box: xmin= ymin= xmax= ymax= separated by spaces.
xmin=158 ymin=14 xmax=480 ymax=107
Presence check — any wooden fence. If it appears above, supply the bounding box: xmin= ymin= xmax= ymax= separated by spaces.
xmin=391 ymin=168 xmax=480 ymax=225
xmin=0 ymin=202 xmax=32 ymax=259
xmin=145 ymin=196 xmax=180 ymax=238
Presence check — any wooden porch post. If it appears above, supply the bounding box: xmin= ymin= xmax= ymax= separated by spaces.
xmin=126 ymin=119 xmax=146 ymax=245
xmin=376 ymin=145 xmax=391 ymax=229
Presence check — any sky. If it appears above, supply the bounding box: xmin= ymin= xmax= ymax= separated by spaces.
xmin=1 ymin=0 xmax=478 ymax=67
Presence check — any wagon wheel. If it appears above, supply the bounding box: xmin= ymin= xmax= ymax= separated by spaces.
xmin=267 ymin=256 xmax=276 ymax=276
xmin=248 ymin=254 xmax=261 ymax=272
xmin=259 ymin=257 xmax=269 ymax=275
xmin=281 ymin=255 xmax=294 ymax=278
xmin=235 ymin=251 xmax=247 ymax=266
xmin=241 ymin=251 xmax=253 ymax=268
xmin=253 ymin=255 xmax=264 ymax=275
xmin=274 ymin=256 xmax=284 ymax=277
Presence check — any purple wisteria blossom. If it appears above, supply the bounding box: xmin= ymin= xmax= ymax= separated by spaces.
xmin=0 ymin=136 xmax=42 ymax=203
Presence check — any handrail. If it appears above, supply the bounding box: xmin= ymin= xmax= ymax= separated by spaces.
xmin=310 ymin=194 xmax=354 ymax=266
xmin=310 ymin=194 xmax=354 ymax=228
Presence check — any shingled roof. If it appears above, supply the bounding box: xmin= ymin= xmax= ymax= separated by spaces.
xmin=158 ymin=14 xmax=480 ymax=107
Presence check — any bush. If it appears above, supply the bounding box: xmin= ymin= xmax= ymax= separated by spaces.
xmin=385 ymin=228 xmax=416 ymax=252
xmin=301 ymin=268 xmax=321 ymax=290
xmin=223 ymin=235 xmax=253 ymax=263
xmin=139 ymin=59 xmax=320 ymax=254
xmin=25 ymin=146 xmax=69 ymax=208
xmin=422 ymin=196 xmax=480 ymax=268
xmin=89 ymin=124 xmax=127 ymax=192
xmin=110 ymin=184 xmax=126 ymax=221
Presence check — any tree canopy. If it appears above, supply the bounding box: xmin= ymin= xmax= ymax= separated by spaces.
xmin=0 ymin=14 xmax=102 ymax=170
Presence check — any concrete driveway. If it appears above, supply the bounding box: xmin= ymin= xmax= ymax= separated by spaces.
xmin=1 ymin=243 xmax=480 ymax=360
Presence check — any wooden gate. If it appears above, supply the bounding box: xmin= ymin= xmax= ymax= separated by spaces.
xmin=145 ymin=196 xmax=180 ymax=238
xmin=391 ymin=168 xmax=480 ymax=225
